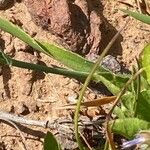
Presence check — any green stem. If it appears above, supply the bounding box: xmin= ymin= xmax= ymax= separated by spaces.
xmin=106 ymin=68 xmax=144 ymax=150
xmin=0 ymin=55 xmax=89 ymax=80
xmin=134 ymin=59 xmax=141 ymax=117
xmin=74 ymin=22 xmax=127 ymax=150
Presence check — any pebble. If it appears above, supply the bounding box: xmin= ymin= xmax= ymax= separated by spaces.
xmin=101 ymin=55 xmax=121 ymax=73
xmin=87 ymin=54 xmax=121 ymax=73
xmin=67 ymin=92 xmax=78 ymax=104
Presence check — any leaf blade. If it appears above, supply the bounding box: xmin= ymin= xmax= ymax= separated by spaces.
xmin=44 ymin=131 xmax=61 ymax=150
xmin=0 ymin=17 xmax=44 ymax=53
xmin=121 ymin=9 xmax=150 ymax=25
xmin=112 ymin=118 xmax=150 ymax=139
xmin=136 ymin=90 xmax=150 ymax=122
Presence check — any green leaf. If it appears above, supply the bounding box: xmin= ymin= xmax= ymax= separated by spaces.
xmin=94 ymin=72 xmax=130 ymax=95
xmin=37 ymin=41 xmax=130 ymax=95
xmin=44 ymin=131 xmax=61 ymax=150
xmin=0 ymin=50 xmax=88 ymax=80
xmin=120 ymin=94 xmax=136 ymax=118
xmin=136 ymin=90 xmax=150 ymax=122
xmin=111 ymin=118 xmax=150 ymax=139
xmin=0 ymin=17 xmax=130 ymax=95
xmin=114 ymin=106 xmax=126 ymax=118
xmin=0 ymin=17 xmax=44 ymax=53
xmin=37 ymin=41 xmax=103 ymax=73
xmin=140 ymin=44 xmax=150 ymax=84
xmin=121 ymin=9 xmax=150 ymax=25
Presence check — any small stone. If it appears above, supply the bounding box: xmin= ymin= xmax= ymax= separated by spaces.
xmin=67 ymin=92 xmax=78 ymax=104
xmin=88 ymin=92 xmax=97 ymax=100
xmin=67 ymin=79 xmax=80 ymax=91
xmin=0 ymin=142 xmax=5 ymax=150
xmin=8 ymin=105 xmax=15 ymax=113
xmin=101 ymin=55 xmax=121 ymax=73
xmin=87 ymin=54 xmax=121 ymax=73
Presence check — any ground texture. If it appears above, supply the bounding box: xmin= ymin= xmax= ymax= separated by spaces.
xmin=0 ymin=0 xmax=150 ymax=149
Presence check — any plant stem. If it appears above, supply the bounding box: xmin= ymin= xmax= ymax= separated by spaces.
xmin=0 ymin=52 xmax=89 ymax=80
xmin=106 ymin=68 xmax=144 ymax=150
xmin=74 ymin=21 xmax=128 ymax=150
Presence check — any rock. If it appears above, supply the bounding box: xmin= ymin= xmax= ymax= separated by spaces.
xmin=88 ymin=54 xmax=121 ymax=73
xmin=0 ymin=0 xmax=14 ymax=9
xmin=13 ymin=38 xmax=28 ymax=52
xmin=101 ymin=55 xmax=121 ymax=73
xmin=24 ymin=0 xmax=102 ymax=54
xmin=1 ymin=32 xmax=14 ymax=56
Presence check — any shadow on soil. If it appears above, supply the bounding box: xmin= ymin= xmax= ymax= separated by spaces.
xmin=91 ymin=0 xmax=123 ymax=56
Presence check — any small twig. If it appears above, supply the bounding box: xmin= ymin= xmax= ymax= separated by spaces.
xmin=0 ymin=111 xmax=49 ymax=128
xmin=0 ymin=111 xmax=103 ymax=129
xmin=106 ymin=68 xmax=144 ymax=150
xmin=79 ymin=131 xmax=93 ymax=150
xmin=0 ymin=117 xmax=28 ymax=150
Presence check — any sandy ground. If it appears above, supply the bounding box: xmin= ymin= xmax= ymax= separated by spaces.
xmin=0 ymin=0 xmax=149 ymax=149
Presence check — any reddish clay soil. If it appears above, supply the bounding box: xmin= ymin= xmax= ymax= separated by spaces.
xmin=0 ymin=0 xmax=150 ymax=149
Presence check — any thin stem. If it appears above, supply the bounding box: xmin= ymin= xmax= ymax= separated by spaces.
xmin=106 ymin=68 xmax=144 ymax=150
xmin=74 ymin=20 xmax=128 ymax=150
xmin=0 ymin=51 xmax=89 ymax=80
xmin=0 ymin=111 xmax=48 ymax=128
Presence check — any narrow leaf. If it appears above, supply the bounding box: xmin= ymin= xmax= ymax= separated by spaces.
xmin=0 ymin=17 xmax=44 ymax=53
xmin=0 ymin=50 xmax=88 ymax=80
xmin=59 ymin=96 xmax=116 ymax=109
xmin=36 ymin=41 xmax=104 ymax=73
xmin=77 ymin=96 xmax=116 ymax=107
xmin=121 ymin=9 xmax=150 ymax=25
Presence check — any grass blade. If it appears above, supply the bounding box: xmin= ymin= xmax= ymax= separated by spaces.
xmin=121 ymin=9 xmax=150 ymax=25
xmin=37 ymin=41 xmax=103 ymax=73
xmin=0 ymin=17 xmax=44 ymax=53
xmin=0 ymin=17 xmax=130 ymax=95
xmin=0 ymin=50 xmax=88 ymax=80
xmin=74 ymin=21 xmax=128 ymax=150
